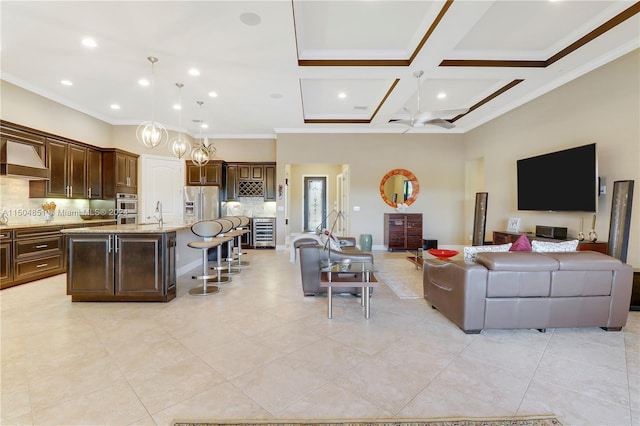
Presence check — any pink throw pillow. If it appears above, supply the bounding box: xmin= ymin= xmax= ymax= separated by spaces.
xmin=510 ymin=234 xmax=532 ymax=252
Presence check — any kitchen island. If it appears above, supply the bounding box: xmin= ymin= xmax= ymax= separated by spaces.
xmin=62 ymin=222 xmax=193 ymax=302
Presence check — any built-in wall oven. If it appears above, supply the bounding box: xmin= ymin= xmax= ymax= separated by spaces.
xmin=252 ymin=217 xmax=275 ymax=248
xmin=115 ymin=193 xmax=138 ymax=224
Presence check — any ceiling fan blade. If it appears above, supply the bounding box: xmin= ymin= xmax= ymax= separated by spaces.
xmin=388 ymin=119 xmax=413 ymax=126
xmin=415 ymin=108 xmax=469 ymax=122
xmin=424 ymin=118 xmax=456 ymax=129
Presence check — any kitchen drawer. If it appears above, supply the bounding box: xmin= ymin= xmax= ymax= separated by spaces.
xmin=14 ymin=235 xmax=63 ymax=259
xmin=0 ymin=230 xmax=13 ymax=240
xmin=14 ymin=226 xmax=62 ymax=238
xmin=14 ymin=253 xmax=63 ymax=280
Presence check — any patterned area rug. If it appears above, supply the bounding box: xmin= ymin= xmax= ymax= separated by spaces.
xmin=173 ymin=416 xmax=563 ymax=426
xmin=375 ymin=258 xmax=424 ymax=299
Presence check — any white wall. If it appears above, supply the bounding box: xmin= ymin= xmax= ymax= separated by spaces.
xmin=463 ymin=49 xmax=640 ymax=267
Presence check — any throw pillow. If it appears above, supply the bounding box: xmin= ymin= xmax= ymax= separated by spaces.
xmin=320 ymin=229 xmax=342 ymax=251
xmin=463 ymin=243 xmax=512 ymax=262
xmin=531 ymin=239 xmax=579 ymax=252
xmin=510 ymin=234 xmax=532 ymax=252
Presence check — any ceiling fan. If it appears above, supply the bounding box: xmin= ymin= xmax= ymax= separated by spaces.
xmin=390 ymin=70 xmax=469 ymax=130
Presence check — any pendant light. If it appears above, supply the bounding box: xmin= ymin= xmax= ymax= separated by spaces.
xmin=136 ymin=56 xmax=168 ymax=148
xmin=169 ymin=83 xmax=191 ymax=158
xmin=191 ymin=101 xmax=211 ymax=167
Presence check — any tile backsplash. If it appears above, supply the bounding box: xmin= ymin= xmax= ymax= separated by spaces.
xmin=222 ymin=200 xmax=276 ymax=218
xmin=0 ymin=177 xmax=90 ymax=225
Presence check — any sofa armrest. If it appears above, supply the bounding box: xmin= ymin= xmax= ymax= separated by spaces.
xmin=608 ymin=263 xmax=634 ymax=328
xmin=423 ymin=260 xmax=488 ymax=333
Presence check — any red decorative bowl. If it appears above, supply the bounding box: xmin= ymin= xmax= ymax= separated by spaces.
xmin=427 ymin=249 xmax=459 ymax=259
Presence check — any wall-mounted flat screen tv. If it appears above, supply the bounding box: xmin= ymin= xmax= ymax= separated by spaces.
xmin=517 ymin=143 xmax=597 ymax=212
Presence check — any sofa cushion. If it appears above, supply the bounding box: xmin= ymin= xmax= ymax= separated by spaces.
xmin=544 ymin=251 xmax=624 ymax=270
xmin=510 ymin=234 xmax=532 ymax=252
xmin=463 ymin=243 xmax=512 ymax=262
xmin=531 ymin=239 xmax=578 ymax=252
xmin=486 ymin=271 xmax=551 ymax=297
xmin=475 ymin=252 xmax=559 ymax=272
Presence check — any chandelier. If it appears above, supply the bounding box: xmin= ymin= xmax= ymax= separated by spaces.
xmin=191 ymin=101 xmax=216 ymax=167
xmin=136 ymin=56 xmax=168 ymax=148
xmin=169 ymin=83 xmax=191 ymax=158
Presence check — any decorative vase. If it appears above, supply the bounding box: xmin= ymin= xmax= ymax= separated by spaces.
xmin=359 ymin=234 xmax=372 ymax=252
xmin=578 ymin=217 xmax=584 ymax=241
xmin=588 ymin=214 xmax=597 ymax=242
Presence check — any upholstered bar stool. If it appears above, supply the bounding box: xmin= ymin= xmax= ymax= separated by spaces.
xmin=217 ymin=217 xmax=242 ymax=275
xmin=233 ymin=215 xmax=251 ymax=267
xmin=188 ymin=220 xmax=232 ymax=296
xmin=212 ymin=217 xmax=234 ymax=282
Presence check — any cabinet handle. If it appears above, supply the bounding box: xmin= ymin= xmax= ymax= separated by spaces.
xmin=108 ymin=235 xmax=112 ymax=253
xmin=69 ymin=185 xmax=72 ymax=197
xmin=35 ymin=263 xmax=48 ymax=268
xmin=35 ymin=244 xmax=48 ymax=249
xmin=88 ymin=188 xmax=91 ymax=198
xmin=114 ymin=235 xmax=119 ymax=253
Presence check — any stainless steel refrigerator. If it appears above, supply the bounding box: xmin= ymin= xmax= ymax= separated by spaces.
xmin=183 ymin=186 xmax=220 ymax=222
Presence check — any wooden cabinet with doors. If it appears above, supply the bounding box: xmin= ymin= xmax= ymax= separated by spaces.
xmin=86 ymin=148 xmax=102 ymax=199
xmin=0 ymin=230 xmax=13 ymax=289
xmin=492 ymin=231 xmax=608 ymax=253
xmin=224 ymin=163 xmax=238 ymax=200
xmin=66 ymin=231 xmax=176 ymax=302
xmin=102 ymin=149 xmax=138 ymax=197
xmin=186 ymin=160 xmax=224 ymax=186
xmin=384 ymin=213 xmax=423 ymax=251
xmin=30 ymin=138 xmax=87 ymax=198
xmin=264 ymin=164 xmax=276 ymax=201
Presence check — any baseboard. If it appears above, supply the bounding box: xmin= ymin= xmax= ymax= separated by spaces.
xmin=177 ymin=259 xmax=201 ymax=277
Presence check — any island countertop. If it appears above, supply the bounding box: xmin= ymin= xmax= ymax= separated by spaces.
xmin=60 ymin=222 xmax=193 ymax=234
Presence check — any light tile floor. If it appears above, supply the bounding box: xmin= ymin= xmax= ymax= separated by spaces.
xmin=1 ymin=250 xmax=638 ymax=426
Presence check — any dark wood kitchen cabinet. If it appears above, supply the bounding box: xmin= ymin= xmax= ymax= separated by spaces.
xmin=224 ymin=163 xmax=238 ymax=200
xmin=0 ymin=230 xmax=13 ymax=289
xmin=87 ymin=148 xmax=102 ymax=199
xmin=66 ymin=232 xmax=176 ymax=302
xmin=12 ymin=226 xmax=64 ymax=286
xmin=186 ymin=160 xmax=224 ymax=186
xmin=264 ymin=164 xmax=276 ymax=201
xmin=30 ymin=138 xmax=87 ymax=198
xmin=102 ymin=149 xmax=138 ymax=197
xmin=384 ymin=213 xmax=423 ymax=251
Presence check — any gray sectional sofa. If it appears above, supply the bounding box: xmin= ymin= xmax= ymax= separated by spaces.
xmin=423 ymin=251 xmax=633 ymax=334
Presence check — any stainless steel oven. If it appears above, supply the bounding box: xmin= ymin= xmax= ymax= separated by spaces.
xmin=115 ymin=193 xmax=138 ymax=225
xmin=252 ymin=217 xmax=275 ymax=248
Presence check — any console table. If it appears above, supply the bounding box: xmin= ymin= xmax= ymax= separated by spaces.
xmin=492 ymin=231 xmax=608 ymax=254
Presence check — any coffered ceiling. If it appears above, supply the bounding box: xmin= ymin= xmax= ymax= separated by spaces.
xmin=1 ymin=1 xmax=638 ymax=138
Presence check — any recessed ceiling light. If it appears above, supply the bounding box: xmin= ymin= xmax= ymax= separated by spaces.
xmin=138 ymin=79 xmax=150 ymax=86
xmin=437 ymin=92 xmax=447 ymax=99
xmin=270 ymin=93 xmax=283 ymax=99
xmin=240 ymin=12 xmax=261 ymax=26
xmin=60 ymin=80 xmax=73 ymax=86
xmin=201 ymin=123 xmax=209 ymax=129
xmin=173 ymin=104 xmax=182 ymax=110
xmin=188 ymin=68 xmax=200 ymax=76
xmin=338 ymin=92 xmax=347 ymax=99
xmin=208 ymin=91 xmax=218 ymax=98
xmin=353 ymin=105 xmax=368 ymax=110
xmin=81 ymin=37 xmax=97 ymax=48
xmin=110 ymin=104 xmax=120 ymax=110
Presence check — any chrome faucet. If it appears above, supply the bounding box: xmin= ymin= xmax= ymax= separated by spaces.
xmin=154 ymin=201 xmax=163 ymax=228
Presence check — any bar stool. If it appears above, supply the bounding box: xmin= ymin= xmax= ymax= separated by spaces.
xmin=220 ymin=216 xmax=246 ymax=273
xmin=188 ymin=220 xmax=232 ymax=296
xmin=213 ymin=218 xmax=237 ymax=278
xmin=233 ymin=215 xmax=251 ymax=267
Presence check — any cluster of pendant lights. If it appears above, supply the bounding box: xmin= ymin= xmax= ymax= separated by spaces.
xmin=135 ymin=56 xmax=215 ymax=165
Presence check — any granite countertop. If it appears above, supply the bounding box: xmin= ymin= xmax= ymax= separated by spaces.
xmin=60 ymin=222 xmax=193 ymax=234
xmin=0 ymin=218 xmax=117 ymax=231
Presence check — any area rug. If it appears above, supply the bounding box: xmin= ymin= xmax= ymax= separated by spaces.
xmin=173 ymin=416 xmax=563 ymax=426
xmin=375 ymin=258 xmax=424 ymax=299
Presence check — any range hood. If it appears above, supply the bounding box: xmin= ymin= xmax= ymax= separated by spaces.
xmin=0 ymin=140 xmax=50 ymax=180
